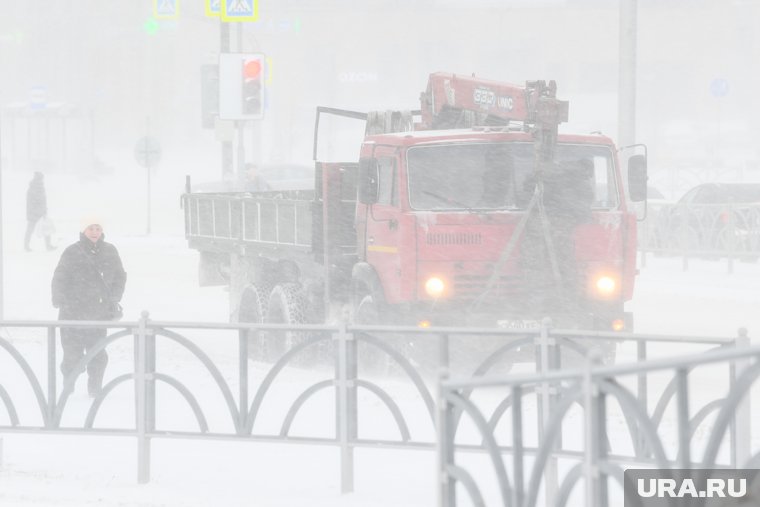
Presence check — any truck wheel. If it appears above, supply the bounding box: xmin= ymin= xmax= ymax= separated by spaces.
xmin=238 ymin=284 xmax=272 ymax=362
xmin=239 ymin=284 xmax=267 ymax=323
xmin=266 ymin=283 xmax=324 ymax=366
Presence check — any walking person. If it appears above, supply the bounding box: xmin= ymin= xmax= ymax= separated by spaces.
xmin=24 ymin=171 xmax=55 ymax=251
xmin=51 ymin=217 xmax=127 ymax=396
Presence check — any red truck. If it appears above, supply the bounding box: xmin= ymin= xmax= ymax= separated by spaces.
xmin=183 ymin=72 xmax=647 ymax=344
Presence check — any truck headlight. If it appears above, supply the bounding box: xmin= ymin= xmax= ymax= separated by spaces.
xmin=595 ymin=275 xmax=616 ymax=295
xmin=424 ymin=277 xmax=446 ymax=298
xmin=589 ymin=273 xmax=620 ymax=299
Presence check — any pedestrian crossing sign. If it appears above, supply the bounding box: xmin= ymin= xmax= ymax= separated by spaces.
xmin=154 ymin=0 xmax=180 ymax=20
xmin=221 ymin=0 xmax=258 ymax=22
xmin=205 ymin=0 xmax=221 ymax=17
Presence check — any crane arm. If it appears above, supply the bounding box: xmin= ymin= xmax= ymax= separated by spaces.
xmin=419 ymin=72 xmax=568 ymax=135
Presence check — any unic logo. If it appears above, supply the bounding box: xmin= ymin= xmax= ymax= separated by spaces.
xmin=637 ymin=478 xmax=746 ymax=498
xmin=497 ymin=95 xmax=514 ymax=111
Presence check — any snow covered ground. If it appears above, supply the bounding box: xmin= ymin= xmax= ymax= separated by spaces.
xmin=0 ymin=169 xmax=758 ymax=506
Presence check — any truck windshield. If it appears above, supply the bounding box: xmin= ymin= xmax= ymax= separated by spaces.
xmin=406 ymin=142 xmax=618 ymax=211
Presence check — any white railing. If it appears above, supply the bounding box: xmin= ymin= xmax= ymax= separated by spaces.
xmin=438 ymin=328 xmax=755 ymax=507
xmin=638 ymin=202 xmax=760 ymax=272
xmin=0 ymin=314 xmax=751 ymax=504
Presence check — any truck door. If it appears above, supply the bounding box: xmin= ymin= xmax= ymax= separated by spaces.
xmin=360 ymin=149 xmax=403 ymax=303
xmin=313 ymin=162 xmax=358 ymax=303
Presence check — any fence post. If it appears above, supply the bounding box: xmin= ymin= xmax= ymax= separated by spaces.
xmin=675 ymin=368 xmax=690 ymax=468
xmin=238 ymin=327 xmax=249 ymax=433
xmin=135 ymin=311 xmax=151 ymax=484
xmin=731 ymin=328 xmax=751 ymax=467
xmin=436 ymin=334 xmax=455 ymax=507
xmin=335 ymin=321 xmax=356 ymax=493
xmin=596 ymin=386 xmax=609 ymax=507
xmin=47 ymin=325 xmax=57 ymax=427
xmin=584 ymin=349 xmax=602 ymax=507
xmin=536 ymin=317 xmax=558 ymax=506
xmin=512 ymin=385 xmax=524 ymax=507
xmin=635 ymin=340 xmax=648 ymax=457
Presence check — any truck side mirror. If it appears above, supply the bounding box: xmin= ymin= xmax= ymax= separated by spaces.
xmin=358 ymin=158 xmax=379 ymax=205
xmin=628 ymin=154 xmax=647 ymax=202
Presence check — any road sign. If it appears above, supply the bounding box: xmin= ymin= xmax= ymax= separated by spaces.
xmin=134 ymin=136 xmax=162 ymax=168
xmin=221 ymin=0 xmax=258 ymax=22
xmin=154 ymin=0 xmax=180 ymax=20
xmin=205 ymin=0 xmax=221 ymax=17
xmin=710 ymin=78 xmax=730 ymax=98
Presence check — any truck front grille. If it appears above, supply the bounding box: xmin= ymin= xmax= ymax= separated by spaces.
xmin=426 ymin=232 xmax=482 ymax=245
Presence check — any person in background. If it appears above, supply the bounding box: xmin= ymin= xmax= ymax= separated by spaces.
xmin=244 ymin=163 xmax=272 ymax=192
xmin=51 ymin=216 xmax=127 ymax=397
xmin=25 ymin=172 xmax=55 ymax=251
xmin=479 ymin=150 xmax=515 ymax=208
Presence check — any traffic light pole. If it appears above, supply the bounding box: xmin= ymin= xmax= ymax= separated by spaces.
xmin=236 ymin=23 xmax=246 ymax=187
xmin=618 ymin=0 xmax=638 ymax=167
xmin=220 ymin=22 xmax=234 ymax=183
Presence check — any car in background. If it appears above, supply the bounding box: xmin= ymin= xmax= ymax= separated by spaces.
xmin=651 ymin=182 xmax=760 ymax=258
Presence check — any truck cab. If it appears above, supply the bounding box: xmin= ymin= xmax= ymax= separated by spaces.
xmin=350 ymin=128 xmax=638 ymax=330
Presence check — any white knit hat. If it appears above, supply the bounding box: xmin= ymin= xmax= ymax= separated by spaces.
xmin=80 ymin=215 xmax=104 ymax=232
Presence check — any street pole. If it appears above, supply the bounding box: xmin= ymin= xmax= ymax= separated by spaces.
xmin=618 ymin=0 xmax=638 ymax=186
xmin=220 ymin=21 xmax=234 ymax=184
xmin=236 ymin=23 xmax=246 ymax=187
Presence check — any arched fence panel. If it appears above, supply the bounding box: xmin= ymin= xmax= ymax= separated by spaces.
xmin=438 ymin=329 xmax=756 ymax=506
xmin=0 ymin=315 xmax=752 ymax=507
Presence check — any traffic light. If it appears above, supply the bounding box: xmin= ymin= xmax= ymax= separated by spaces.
xmin=143 ymin=17 xmax=159 ymax=35
xmin=241 ymin=57 xmax=263 ymax=118
xmin=218 ymin=53 xmax=264 ymax=120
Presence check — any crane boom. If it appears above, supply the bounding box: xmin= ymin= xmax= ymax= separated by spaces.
xmin=419 ymin=72 xmax=569 ymax=134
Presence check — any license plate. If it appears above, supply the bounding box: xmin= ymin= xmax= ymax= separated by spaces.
xmin=497 ymin=319 xmax=541 ymax=330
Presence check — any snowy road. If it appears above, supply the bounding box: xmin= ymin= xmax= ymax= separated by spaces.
xmin=631 ymin=255 xmax=760 ymax=338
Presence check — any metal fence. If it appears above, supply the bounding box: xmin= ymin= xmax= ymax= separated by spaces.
xmin=0 ymin=314 xmax=751 ymax=504
xmin=638 ymin=202 xmax=760 ymax=272
xmin=439 ymin=329 xmax=756 ymax=506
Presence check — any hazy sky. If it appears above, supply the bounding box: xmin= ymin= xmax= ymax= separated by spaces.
xmin=1 ymin=0 xmax=758 ymax=193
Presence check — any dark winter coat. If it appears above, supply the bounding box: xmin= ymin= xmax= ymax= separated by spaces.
xmin=26 ymin=174 xmax=47 ymax=221
xmin=51 ymin=234 xmax=127 ymax=320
